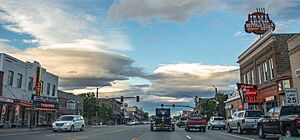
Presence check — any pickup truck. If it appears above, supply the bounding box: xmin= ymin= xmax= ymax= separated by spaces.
xmin=185 ymin=114 xmax=207 ymax=132
xmin=257 ymin=106 xmax=300 ymax=138
xmin=227 ymin=110 xmax=264 ymax=134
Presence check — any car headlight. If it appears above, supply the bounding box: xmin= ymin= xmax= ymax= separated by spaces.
xmin=65 ymin=122 xmax=71 ymax=126
xmin=52 ymin=123 xmax=55 ymax=126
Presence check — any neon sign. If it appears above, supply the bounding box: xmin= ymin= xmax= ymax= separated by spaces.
xmin=244 ymin=8 xmax=275 ymax=35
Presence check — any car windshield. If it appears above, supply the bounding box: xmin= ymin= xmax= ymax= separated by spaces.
xmin=213 ymin=118 xmax=224 ymax=120
xmin=281 ymin=106 xmax=300 ymax=116
xmin=245 ymin=111 xmax=264 ymax=117
xmin=156 ymin=109 xmax=170 ymax=116
xmin=58 ymin=116 xmax=74 ymax=121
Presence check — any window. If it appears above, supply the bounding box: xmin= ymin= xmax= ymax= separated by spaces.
xmin=46 ymin=83 xmax=50 ymax=95
xmin=251 ymin=70 xmax=255 ymax=85
xmin=283 ymin=80 xmax=290 ymax=89
xmin=28 ymin=77 xmax=34 ymax=90
xmin=247 ymin=71 xmax=251 ymax=84
xmin=52 ymin=85 xmax=56 ymax=96
xmin=269 ymin=58 xmax=274 ymax=79
xmin=16 ymin=73 xmax=22 ymax=88
xmin=257 ymin=65 xmax=262 ymax=84
xmin=238 ymin=112 xmax=244 ymax=118
xmin=278 ymin=81 xmax=283 ymax=91
xmin=243 ymin=74 xmax=246 ymax=84
xmin=263 ymin=62 xmax=268 ymax=82
xmin=7 ymin=70 xmax=14 ymax=86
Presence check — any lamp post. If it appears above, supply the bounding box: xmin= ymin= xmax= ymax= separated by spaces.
xmin=96 ymin=82 xmax=115 ymax=99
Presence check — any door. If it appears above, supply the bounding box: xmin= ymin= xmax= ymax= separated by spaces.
xmin=270 ymin=107 xmax=281 ymax=134
xmin=263 ymin=108 xmax=274 ymax=133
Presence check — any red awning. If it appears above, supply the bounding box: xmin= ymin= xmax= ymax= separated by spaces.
xmin=13 ymin=99 xmax=33 ymax=107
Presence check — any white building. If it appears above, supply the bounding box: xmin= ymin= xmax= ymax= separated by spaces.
xmin=0 ymin=53 xmax=58 ymax=128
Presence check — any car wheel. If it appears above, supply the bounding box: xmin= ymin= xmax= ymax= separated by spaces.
xmin=223 ymin=127 xmax=226 ymax=130
xmin=219 ymin=128 xmax=221 ymax=130
xmin=237 ymin=125 xmax=243 ymax=135
xmin=187 ymin=128 xmax=190 ymax=131
xmin=70 ymin=125 xmax=74 ymax=132
xmin=227 ymin=124 xmax=232 ymax=133
xmin=285 ymin=127 xmax=297 ymax=138
xmin=80 ymin=125 xmax=84 ymax=131
xmin=53 ymin=130 xmax=57 ymax=132
xmin=150 ymin=126 xmax=153 ymax=131
xmin=258 ymin=126 xmax=265 ymax=139
xmin=172 ymin=128 xmax=175 ymax=131
xmin=211 ymin=126 xmax=214 ymax=130
xmin=203 ymin=127 xmax=206 ymax=132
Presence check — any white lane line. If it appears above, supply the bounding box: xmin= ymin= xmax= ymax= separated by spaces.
xmin=210 ymin=131 xmax=254 ymax=140
xmin=45 ymin=133 xmax=63 ymax=137
xmin=186 ymin=135 xmax=192 ymax=139
xmin=0 ymin=131 xmax=40 ymax=137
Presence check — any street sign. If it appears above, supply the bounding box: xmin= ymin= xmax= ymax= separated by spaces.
xmin=285 ymin=88 xmax=298 ymax=106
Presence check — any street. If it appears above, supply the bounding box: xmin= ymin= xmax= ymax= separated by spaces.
xmin=0 ymin=125 xmax=280 ymax=140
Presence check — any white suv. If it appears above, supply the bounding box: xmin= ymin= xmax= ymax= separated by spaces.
xmin=52 ymin=115 xmax=85 ymax=132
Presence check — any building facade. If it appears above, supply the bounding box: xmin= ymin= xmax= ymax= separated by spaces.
xmin=237 ymin=32 xmax=298 ymax=113
xmin=57 ymin=90 xmax=83 ymax=116
xmin=0 ymin=53 xmax=58 ymax=128
xmin=96 ymin=98 xmax=123 ymax=125
xmin=224 ymin=91 xmax=242 ymax=119
xmin=288 ymin=34 xmax=300 ymax=100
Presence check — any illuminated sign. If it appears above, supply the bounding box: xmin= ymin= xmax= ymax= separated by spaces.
xmin=34 ymin=101 xmax=58 ymax=109
xmin=34 ymin=66 xmax=42 ymax=96
xmin=244 ymin=8 xmax=275 ymax=35
xmin=245 ymin=96 xmax=264 ymax=103
xmin=237 ymin=83 xmax=257 ymax=95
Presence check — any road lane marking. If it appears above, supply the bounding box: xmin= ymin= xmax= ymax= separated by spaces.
xmin=132 ymin=132 xmax=149 ymax=140
xmin=209 ymin=131 xmax=254 ymax=140
xmin=186 ymin=135 xmax=192 ymax=139
xmin=0 ymin=131 xmax=40 ymax=137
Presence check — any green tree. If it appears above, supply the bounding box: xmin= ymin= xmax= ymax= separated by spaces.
xmin=97 ymin=104 xmax=112 ymax=124
xmin=201 ymin=93 xmax=228 ymax=119
xmin=79 ymin=93 xmax=97 ymax=120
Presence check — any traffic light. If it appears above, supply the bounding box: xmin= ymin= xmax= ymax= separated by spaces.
xmin=161 ymin=104 xmax=164 ymax=107
xmin=172 ymin=104 xmax=175 ymax=109
xmin=120 ymin=96 xmax=124 ymax=102
xmin=136 ymin=96 xmax=140 ymax=102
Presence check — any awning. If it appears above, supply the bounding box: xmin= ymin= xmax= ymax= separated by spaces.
xmin=0 ymin=96 xmax=13 ymax=103
xmin=13 ymin=99 xmax=33 ymax=107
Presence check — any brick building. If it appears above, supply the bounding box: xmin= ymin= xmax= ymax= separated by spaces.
xmin=224 ymin=91 xmax=242 ymax=119
xmin=288 ymin=34 xmax=300 ymax=99
xmin=237 ymin=32 xmax=298 ymax=113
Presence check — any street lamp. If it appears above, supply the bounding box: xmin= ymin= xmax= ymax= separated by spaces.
xmin=96 ymin=82 xmax=115 ymax=99
xmin=212 ymin=85 xmax=218 ymax=96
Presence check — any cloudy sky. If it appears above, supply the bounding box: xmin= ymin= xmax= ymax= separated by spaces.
xmin=1 ymin=0 xmax=300 ymax=115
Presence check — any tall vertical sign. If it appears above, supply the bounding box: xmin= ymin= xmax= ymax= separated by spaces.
xmin=34 ymin=66 xmax=42 ymax=96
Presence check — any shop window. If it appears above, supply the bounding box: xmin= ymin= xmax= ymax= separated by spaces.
xmin=46 ymin=83 xmax=50 ymax=95
xmin=257 ymin=65 xmax=262 ymax=84
xmin=16 ymin=73 xmax=22 ymax=88
xmin=269 ymin=58 xmax=274 ymax=80
xmin=28 ymin=77 xmax=34 ymax=90
xmin=7 ymin=70 xmax=14 ymax=86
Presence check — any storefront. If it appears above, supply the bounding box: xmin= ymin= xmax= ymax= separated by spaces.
xmin=33 ymin=96 xmax=59 ymax=127
xmin=0 ymin=96 xmax=14 ymax=128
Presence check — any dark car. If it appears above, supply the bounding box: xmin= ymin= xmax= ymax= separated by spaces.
xmin=185 ymin=114 xmax=207 ymax=132
xmin=150 ymin=108 xmax=175 ymax=131
xmin=257 ymin=106 xmax=300 ymax=138
xmin=177 ymin=117 xmax=187 ymax=127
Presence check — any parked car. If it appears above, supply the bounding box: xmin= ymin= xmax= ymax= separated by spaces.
xmin=177 ymin=117 xmax=187 ymax=127
xmin=257 ymin=106 xmax=300 ymax=138
xmin=208 ymin=116 xmax=226 ymax=130
xmin=185 ymin=114 xmax=207 ymax=132
xmin=127 ymin=120 xmax=138 ymax=125
xmin=52 ymin=115 xmax=85 ymax=132
xmin=227 ymin=110 xmax=264 ymax=134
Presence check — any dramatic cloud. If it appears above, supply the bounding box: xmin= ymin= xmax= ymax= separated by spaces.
xmin=0 ymin=0 xmax=132 ymax=50
xmin=108 ymin=0 xmax=214 ymax=23
xmin=0 ymin=1 xmax=141 ymax=90
xmin=144 ymin=63 xmax=239 ymax=97
xmin=109 ymin=0 xmax=300 ymax=24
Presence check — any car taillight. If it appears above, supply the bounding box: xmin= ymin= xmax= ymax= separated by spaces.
xmin=295 ymin=117 xmax=300 ymax=126
xmin=242 ymin=119 xmax=245 ymax=124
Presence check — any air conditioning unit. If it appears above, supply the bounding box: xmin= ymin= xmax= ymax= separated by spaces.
xmin=296 ymin=69 xmax=300 ymax=77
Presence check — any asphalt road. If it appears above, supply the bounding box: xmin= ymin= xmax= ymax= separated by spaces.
xmin=0 ymin=125 xmax=283 ymax=140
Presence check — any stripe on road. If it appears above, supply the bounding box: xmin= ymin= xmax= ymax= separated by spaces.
xmin=209 ymin=131 xmax=254 ymax=140
xmin=186 ymin=135 xmax=192 ymax=139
